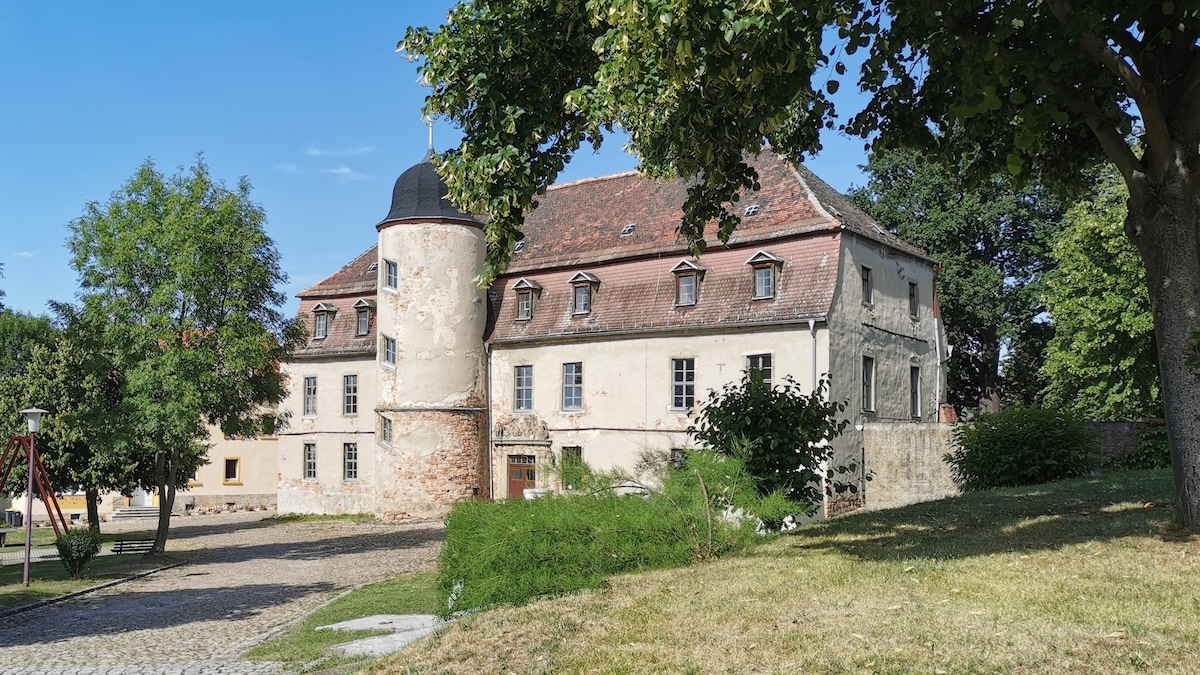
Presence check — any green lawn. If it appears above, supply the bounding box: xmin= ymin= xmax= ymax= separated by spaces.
xmin=245 ymin=572 xmax=441 ymax=672
xmin=367 ymin=469 xmax=1198 ymax=674
xmin=0 ymin=553 xmax=171 ymax=611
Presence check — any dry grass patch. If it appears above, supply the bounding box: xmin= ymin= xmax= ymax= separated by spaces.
xmin=371 ymin=470 xmax=1200 ymax=674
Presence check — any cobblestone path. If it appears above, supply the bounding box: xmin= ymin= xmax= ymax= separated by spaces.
xmin=0 ymin=513 xmax=443 ymax=674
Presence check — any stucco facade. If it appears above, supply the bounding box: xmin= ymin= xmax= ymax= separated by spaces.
xmin=275 ymin=149 xmax=945 ymax=519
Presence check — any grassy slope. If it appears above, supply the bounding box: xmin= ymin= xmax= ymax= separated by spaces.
xmin=371 ymin=470 xmax=1199 ymax=674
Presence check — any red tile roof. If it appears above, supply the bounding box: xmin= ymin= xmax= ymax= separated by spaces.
xmin=486 ymin=234 xmax=840 ymax=344
xmin=299 ymin=246 xmax=379 ymax=298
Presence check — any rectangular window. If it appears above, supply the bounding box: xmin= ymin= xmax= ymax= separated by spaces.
xmin=356 ymin=308 xmax=370 ymax=335
xmin=910 ymin=366 xmax=921 ymax=418
xmin=672 ymin=357 xmax=695 ymax=409
xmin=753 ymin=266 xmax=774 ymax=299
xmin=379 ymin=415 xmax=393 ymax=446
xmin=573 ymin=285 xmax=591 ymax=314
xmin=747 ymin=353 xmax=773 ymax=386
xmin=909 ymin=282 xmax=919 ymax=317
xmin=516 ymin=290 xmax=533 ymax=320
xmin=343 ymin=443 xmax=358 ymax=481
xmin=313 ymin=313 xmax=328 ymax=339
xmin=514 ymin=365 xmax=533 ymax=411
xmin=382 ymin=335 xmax=397 ymax=365
xmin=862 ymin=356 xmax=876 ymax=412
xmin=677 ymin=274 xmax=696 ymax=306
xmin=561 ymin=446 xmax=584 ymax=489
xmin=562 ymin=362 xmax=583 ymax=411
xmin=303 ymin=443 xmax=317 ymax=480
xmin=223 ymin=458 xmax=240 ymax=484
xmin=384 ymin=259 xmax=399 ymax=289
xmin=862 ymin=266 xmax=873 ymax=305
xmin=343 ymin=374 xmax=358 ymax=415
xmin=303 ymin=376 xmax=317 ymax=416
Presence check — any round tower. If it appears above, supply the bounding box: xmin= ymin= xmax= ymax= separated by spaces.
xmin=373 ymin=152 xmax=489 ymax=519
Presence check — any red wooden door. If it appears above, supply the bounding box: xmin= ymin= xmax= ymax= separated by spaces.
xmin=507 ymin=455 xmax=536 ymax=499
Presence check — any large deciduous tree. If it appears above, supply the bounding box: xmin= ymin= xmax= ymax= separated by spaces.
xmin=1042 ymin=166 xmax=1160 ymax=421
xmin=404 ymin=1 xmax=1200 ymax=525
xmin=0 ymin=309 xmax=55 ymax=379
xmin=849 ymin=148 xmax=1062 ymax=413
xmin=68 ymin=156 xmax=304 ymax=553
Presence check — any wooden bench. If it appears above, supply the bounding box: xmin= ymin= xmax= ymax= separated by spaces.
xmin=112 ymin=539 xmax=155 ymax=554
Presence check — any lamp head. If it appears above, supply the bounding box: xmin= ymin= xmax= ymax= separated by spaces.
xmin=19 ymin=408 xmax=47 ymax=433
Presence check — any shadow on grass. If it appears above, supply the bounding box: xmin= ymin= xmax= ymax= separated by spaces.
xmin=789 ymin=469 xmax=1189 ymax=561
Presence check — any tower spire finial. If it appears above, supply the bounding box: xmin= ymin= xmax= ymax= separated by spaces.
xmin=422 ymin=115 xmax=434 ymax=152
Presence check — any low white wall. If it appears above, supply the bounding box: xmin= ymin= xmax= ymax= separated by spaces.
xmin=862 ymin=422 xmax=958 ymax=511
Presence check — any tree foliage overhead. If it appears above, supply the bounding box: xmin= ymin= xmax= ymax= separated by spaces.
xmin=406 ymin=1 xmax=1200 ymax=524
xmin=0 ymin=309 xmax=55 ymax=379
xmin=849 ymin=147 xmax=1062 ymax=412
xmin=1042 ymin=166 xmax=1160 ymax=421
xmin=68 ymin=156 xmax=304 ymax=552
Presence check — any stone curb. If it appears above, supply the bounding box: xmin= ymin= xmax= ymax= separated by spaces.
xmin=0 ymin=560 xmax=185 ymax=619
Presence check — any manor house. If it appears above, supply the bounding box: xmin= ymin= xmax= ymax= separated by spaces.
xmin=275 ymin=149 xmax=946 ymax=519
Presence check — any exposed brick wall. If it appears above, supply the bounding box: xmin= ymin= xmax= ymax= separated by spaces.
xmin=375 ymin=409 xmax=489 ymax=521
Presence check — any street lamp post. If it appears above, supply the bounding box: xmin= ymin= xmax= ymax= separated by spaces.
xmin=19 ymin=408 xmax=46 ymax=587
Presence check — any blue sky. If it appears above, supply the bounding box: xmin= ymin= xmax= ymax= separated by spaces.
xmin=0 ymin=2 xmax=871 ymax=318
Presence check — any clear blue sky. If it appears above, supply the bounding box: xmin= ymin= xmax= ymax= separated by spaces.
xmin=0 ymin=2 xmax=870 ymax=318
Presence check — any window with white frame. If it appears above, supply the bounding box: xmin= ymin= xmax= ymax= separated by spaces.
xmin=379 ymin=414 xmax=393 ymax=446
xmin=862 ymin=266 xmax=874 ymax=305
xmin=343 ymin=374 xmax=358 ymax=415
xmin=562 ymin=362 xmax=583 ymax=410
xmin=303 ymin=376 xmax=317 ymax=416
xmin=910 ymin=366 xmax=921 ymax=418
xmin=670 ymin=260 xmax=705 ymax=307
xmin=384 ymin=259 xmax=399 ymax=289
xmin=671 ymin=358 xmax=695 ymax=409
xmin=303 ymin=443 xmax=317 ymax=480
xmin=356 ymin=308 xmax=370 ymax=335
xmin=382 ymin=335 xmax=397 ymax=365
xmin=568 ymin=272 xmax=600 ymax=315
xmin=513 ymin=278 xmax=541 ymax=321
xmin=313 ymin=312 xmax=329 ymax=339
xmin=862 ymin=356 xmax=876 ymax=412
xmin=747 ymin=353 xmax=773 ymax=386
xmin=746 ymin=250 xmax=783 ymax=300
xmin=343 ymin=443 xmax=358 ymax=481
xmin=514 ymin=365 xmax=533 ymax=411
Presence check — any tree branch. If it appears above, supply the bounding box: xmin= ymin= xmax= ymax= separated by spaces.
xmin=1044 ymin=0 xmax=1174 ymax=164
xmin=1050 ymin=83 xmax=1144 ymax=182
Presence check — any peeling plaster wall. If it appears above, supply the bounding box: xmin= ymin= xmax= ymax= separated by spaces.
xmin=827 ymin=234 xmax=945 ymax=484
xmin=277 ymin=355 xmax=379 ymax=515
xmin=373 ymin=221 xmax=489 ymax=518
xmin=488 ymin=326 xmax=828 ymax=498
xmin=862 ymin=423 xmax=959 ymax=510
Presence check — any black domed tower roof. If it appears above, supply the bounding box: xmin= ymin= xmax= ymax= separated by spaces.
xmin=376 ymin=152 xmax=482 ymax=229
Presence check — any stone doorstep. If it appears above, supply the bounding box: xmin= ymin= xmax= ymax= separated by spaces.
xmin=317 ymin=614 xmax=444 ymax=658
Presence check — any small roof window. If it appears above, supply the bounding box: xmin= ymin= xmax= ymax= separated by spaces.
xmin=367 ymin=262 xmax=379 ymax=272
xmin=513 ymin=240 xmax=526 ymax=253
xmin=620 ymin=223 xmax=636 ymax=236
xmin=743 ymin=204 xmax=762 ymax=217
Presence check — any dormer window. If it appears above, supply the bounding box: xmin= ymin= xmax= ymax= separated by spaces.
xmin=352 ymin=299 xmax=375 ymax=336
xmin=568 ymin=272 xmax=600 ymax=315
xmin=514 ymin=240 xmax=526 ymax=254
xmin=743 ymin=204 xmax=761 ymax=217
xmin=745 ymin=251 xmax=784 ymax=300
xmin=620 ymin=223 xmax=636 ymax=236
xmin=312 ymin=303 xmax=336 ymax=339
xmin=512 ymin=278 xmax=542 ymax=321
xmin=670 ymin=260 xmax=706 ymax=307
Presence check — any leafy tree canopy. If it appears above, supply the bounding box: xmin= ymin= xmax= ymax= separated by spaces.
xmin=849 ymin=147 xmax=1063 ymax=412
xmin=1041 ymin=166 xmax=1160 ymax=421
xmin=68 ymin=155 xmax=304 ymax=551
xmin=0 ymin=309 xmax=55 ymax=379
xmin=405 ymin=1 xmax=1200 ymax=524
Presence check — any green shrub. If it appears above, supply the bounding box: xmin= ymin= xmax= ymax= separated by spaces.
xmin=55 ymin=527 xmax=102 ymax=579
xmin=688 ymin=374 xmax=853 ymax=512
xmin=946 ymin=406 xmax=1098 ymax=490
xmin=437 ymin=452 xmax=765 ymax=617
xmin=1109 ymin=421 xmax=1172 ymax=470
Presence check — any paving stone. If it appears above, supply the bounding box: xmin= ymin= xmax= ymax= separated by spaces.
xmin=0 ymin=512 xmax=443 ymax=674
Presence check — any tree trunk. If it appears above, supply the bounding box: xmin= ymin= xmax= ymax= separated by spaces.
xmin=1129 ymin=171 xmax=1200 ymax=526
xmin=151 ymin=449 xmax=170 ymax=555
xmin=86 ymin=488 xmax=100 ymax=533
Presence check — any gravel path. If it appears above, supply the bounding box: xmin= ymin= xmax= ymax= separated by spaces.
xmin=0 ymin=512 xmax=443 ymax=674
